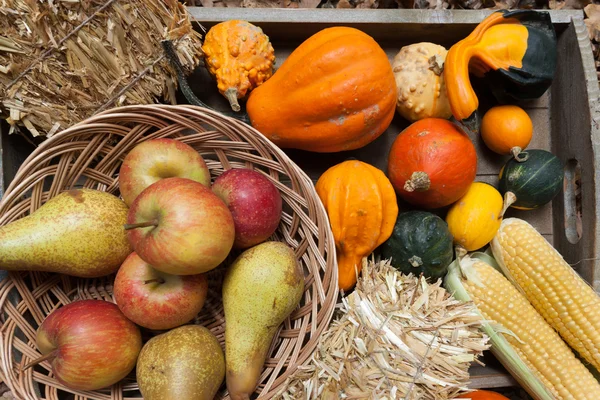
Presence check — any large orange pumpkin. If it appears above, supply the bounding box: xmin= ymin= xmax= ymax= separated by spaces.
xmin=387 ymin=118 xmax=477 ymax=209
xmin=246 ymin=27 xmax=397 ymax=153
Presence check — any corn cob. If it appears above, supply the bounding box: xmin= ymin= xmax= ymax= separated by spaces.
xmin=445 ymin=254 xmax=600 ymax=400
xmin=491 ymin=218 xmax=600 ymax=373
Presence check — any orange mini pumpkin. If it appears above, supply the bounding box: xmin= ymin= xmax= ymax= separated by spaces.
xmin=246 ymin=27 xmax=397 ymax=153
xmin=456 ymin=390 xmax=510 ymax=400
xmin=387 ymin=118 xmax=477 ymax=209
xmin=481 ymin=105 xmax=533 ymax=161
xmin=202 ymin=20 xmax=275 ymax=112
xmin=316 ymin=160 xmax=398 ymax=291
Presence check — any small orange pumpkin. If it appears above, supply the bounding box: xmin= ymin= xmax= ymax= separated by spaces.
xmin=202 ymin=20 xmax=275 ymax=112
xmin=480 ymin=105 xmax=533 ymax=161
xmin=316 ymin=160 xmax=398 ymax=291
xmin=456 ymin=390 xmax=510 ymax=400
xmin=247 ymin=27 xmax=397 ymax=153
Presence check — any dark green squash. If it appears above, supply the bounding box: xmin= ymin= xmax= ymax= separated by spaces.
xmin=499 ymin=149 xmax=564 ymax=210
xmin=380 ymin=211 xmax=454 ymax=280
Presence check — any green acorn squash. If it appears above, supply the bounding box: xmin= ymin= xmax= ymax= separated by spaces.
xmin=499 ymin=149 xmax=564 ymax=210
xmin=380 ymin=211 xmax=454 ymax=280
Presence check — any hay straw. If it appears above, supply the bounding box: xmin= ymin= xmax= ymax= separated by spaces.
xmin=276 ymin=259 xmax=490 ymax=399
xmin=0 ymin=0 xmax=203 ymax=137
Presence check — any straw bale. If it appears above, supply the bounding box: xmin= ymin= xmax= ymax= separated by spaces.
xmin=276 ymin=259 xmax=490 ymax=399
xmin=0 ymin=0 xmax=203 ymax=137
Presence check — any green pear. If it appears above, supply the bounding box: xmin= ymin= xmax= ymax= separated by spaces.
xmin=223 ymin=241 xmax=304 ymax=400
xmin=136 ymin=325 xmax=225 ymax=400
xmin=0 ymin=189 xmax=131 ymax=277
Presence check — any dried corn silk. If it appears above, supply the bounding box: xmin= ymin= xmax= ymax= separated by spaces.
xmin=276 ymin=259 xmax=490 ymax=400
xmin=0 ymin=0 xmax=203 ymax=137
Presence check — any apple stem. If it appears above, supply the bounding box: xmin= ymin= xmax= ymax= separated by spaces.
xmin=124 ymin=220 xmax=158 ymax=230
xmin=21 ymin=351 xmax=57 ymax=371
xmin=144 ymin=278 xmax=166 ymax=285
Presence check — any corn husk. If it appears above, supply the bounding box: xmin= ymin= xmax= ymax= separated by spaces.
xmin=0 ymin=0 xmax=203 ymax=137
xmin=444 ymin=253 xmax=556 ymax=400
xmin=276 ymin=259 xmax=490 ymax=400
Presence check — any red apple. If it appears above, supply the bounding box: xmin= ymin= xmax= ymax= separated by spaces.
xmin=119 ymin=138 xmax=210 ymax=206
xmin=30 ymin=300 xmax=142 ymax=391
xmin=125 ymin=177 xmax=235 ymax=275
xmin=113 ymin=252 xmax=208 ymax=330
xmin=212 ymin=169 xmax=282 ymax=249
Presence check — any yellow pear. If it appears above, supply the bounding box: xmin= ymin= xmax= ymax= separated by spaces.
xmin=223 ymin=241 xmax=304 ymax=400
xmin=0 ymin=189 xmax=130 ymax=277
xmin=136 ymin=325 xmax=225 ymax=400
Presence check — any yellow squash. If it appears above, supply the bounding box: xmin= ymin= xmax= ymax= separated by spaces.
xmin=446 ymin=182 xmax=503 ymax=252
xmin=316 ymin=160 xmax=398 ymax=292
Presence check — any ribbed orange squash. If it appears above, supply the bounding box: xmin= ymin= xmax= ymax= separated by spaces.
xmin=246 ymin=27 xmax=397 ymax=153
xmin=316 ymin=160 xmax=398 ymax=291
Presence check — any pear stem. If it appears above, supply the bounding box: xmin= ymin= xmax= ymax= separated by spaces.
xmin=124 ymin=220 xmax=158 ymax=230
xmin=22 ymin=351 xmax=57 ymax=371
xmin=144 ymin=278 xmax=166 ymax=285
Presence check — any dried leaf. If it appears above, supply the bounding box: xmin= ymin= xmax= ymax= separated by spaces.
xmin=222 ymin=0 xmax=244 ymax=6
xmin=355 ymin=0 xmax=379 ymax=8
xmin=550 ymin=0 xmax=590 ymax=9
xmin=585 ymin=4 xmax=600 ymax=42
xmin=298 ymin=0 xmax=322 ymax=7
xmin=241 ymin=0 xmax=284 ymax=6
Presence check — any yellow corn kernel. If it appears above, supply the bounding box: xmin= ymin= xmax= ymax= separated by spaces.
xmin=491 ymin=218 xmax=600 ymax=373
xmin=462 ymin=258 xmax=600 ymax=400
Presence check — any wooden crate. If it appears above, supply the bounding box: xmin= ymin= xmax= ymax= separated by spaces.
xmin=1 ymin=7 xmax=599 ymax=394
xmin=183 ymin=8 xmax=600 ymax=390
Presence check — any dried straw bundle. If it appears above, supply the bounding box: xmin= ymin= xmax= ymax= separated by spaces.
xmin=0 ymin=0 xmax=203 ymax=137
xmin=277 ymin=259 xmax=490 ymax=400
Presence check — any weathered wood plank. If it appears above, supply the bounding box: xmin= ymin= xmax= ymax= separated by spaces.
xmin=551 ymin=19 xmax=600 ymax=287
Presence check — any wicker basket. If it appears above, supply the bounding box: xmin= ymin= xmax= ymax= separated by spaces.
xmin=0 ymin=105 xmax=338 ymax=400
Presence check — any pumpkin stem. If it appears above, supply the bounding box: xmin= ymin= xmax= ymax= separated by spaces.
xmin=403 ymin=171 xmax=431 ymax=192
xmin=512 ymin=147 xmax=529 ymax=162
xmin=500 ymin=192 xmax=517 ymax=218
xmin=224 ymin=88 xmax=241 ymax=112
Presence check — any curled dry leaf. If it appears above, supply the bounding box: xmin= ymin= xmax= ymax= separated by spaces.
xmin=585 ymin=4 xmax=600 ymax=42
xmin=275 ymin=259 xmax=490 ymax=400
xmin=241 ymin=0 xmax=285 ymax=6
xmin=551 ymin=0 xmax=591 ymax=9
